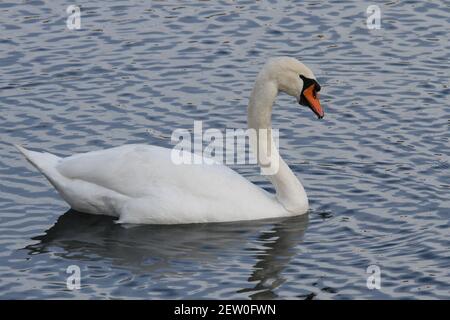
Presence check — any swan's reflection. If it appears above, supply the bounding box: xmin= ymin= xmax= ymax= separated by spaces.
xmin=25 ymin=210 xmax=309 ymax=298
xmin=239 ymin=216 xmax=309 ymax=299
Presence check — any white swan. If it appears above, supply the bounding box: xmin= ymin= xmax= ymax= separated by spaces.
xmin=16 ymin=57 xmax=324 ymax=224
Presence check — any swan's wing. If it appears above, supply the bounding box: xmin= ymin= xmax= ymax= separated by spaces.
xmin=56 ymin=144 xmax=263 ymax=200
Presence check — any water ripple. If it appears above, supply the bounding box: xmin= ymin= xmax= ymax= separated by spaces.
xmin=0 ymin=0 xmax=449 ymax=299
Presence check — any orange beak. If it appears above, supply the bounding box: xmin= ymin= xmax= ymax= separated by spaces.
xmin=303 ymin=84 xmax=324 ymax=119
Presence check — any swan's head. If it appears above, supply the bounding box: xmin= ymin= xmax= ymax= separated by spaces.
xmin=263 ymin=57 xmax=324 ymax=119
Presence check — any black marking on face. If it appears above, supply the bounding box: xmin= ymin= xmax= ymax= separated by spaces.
xmin=299 ymin=75 xmax=321 ymax=106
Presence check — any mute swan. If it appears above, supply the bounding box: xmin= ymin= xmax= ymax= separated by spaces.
xmin=15 ymin=57 xmax=324 ymax=224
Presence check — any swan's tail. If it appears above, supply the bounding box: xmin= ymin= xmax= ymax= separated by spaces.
xmin=14 ymin=144 xmax=63 ymax=189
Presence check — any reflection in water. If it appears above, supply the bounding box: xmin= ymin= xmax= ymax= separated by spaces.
xmin=25 ymin=210 xmax=309 ymax=299
xmin=239 ymin=216 xmax=309 ymax=299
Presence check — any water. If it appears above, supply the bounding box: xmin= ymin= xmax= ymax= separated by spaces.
xmin=0 ymin=0 xmax=449 ymax=299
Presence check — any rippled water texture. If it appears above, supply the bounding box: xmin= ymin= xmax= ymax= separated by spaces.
xmin=0 ymin=0 xmax=449 ymax=299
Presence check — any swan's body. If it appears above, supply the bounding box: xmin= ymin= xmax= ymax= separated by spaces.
xmin=16 ymin=144 xmax=289 ymax=224
xmin=16 ymin=57 xmax=324 ymax=224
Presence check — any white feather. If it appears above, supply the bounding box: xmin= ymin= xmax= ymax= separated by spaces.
xmin=16 ymin=57 xmax=317 ymax=224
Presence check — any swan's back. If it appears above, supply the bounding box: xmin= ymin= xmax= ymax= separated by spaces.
xmin=58 ymin=144 xmax=252 ymax=198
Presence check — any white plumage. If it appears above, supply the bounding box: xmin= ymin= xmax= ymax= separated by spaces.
xmin=16 ymin=57 xmax=323 ymax=224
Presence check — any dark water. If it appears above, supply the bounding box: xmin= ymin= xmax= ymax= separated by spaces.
xmin=0 ymin=0 xmax=449 ymax=299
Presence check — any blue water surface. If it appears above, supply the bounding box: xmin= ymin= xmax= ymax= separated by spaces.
xmin=0 ymin=0 xmax=449 ymax=299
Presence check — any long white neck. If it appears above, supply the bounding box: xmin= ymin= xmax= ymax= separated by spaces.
xmin=247 ymin=74 xmax=308 ymax=213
